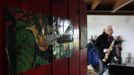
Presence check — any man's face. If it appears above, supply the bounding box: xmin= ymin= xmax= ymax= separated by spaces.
xmin=106 ymin=27 xmax=113 ymax=36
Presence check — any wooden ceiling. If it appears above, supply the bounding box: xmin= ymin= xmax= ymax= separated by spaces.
xmin=85 ymin=0 xmax=134 ymax=15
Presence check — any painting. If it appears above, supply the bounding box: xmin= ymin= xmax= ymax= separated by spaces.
xmin=5 ymin=8 xmax=73 ymax=74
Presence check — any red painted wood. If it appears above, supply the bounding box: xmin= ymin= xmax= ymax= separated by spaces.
xmin=53 ymin=58 xmax=69 ymax=75
xmin=5 ymin=0 xmax=21 ymax=8
xmin=80 ymin=0 xmax=87 ymax=27
xmin=69 ymin=49 xmax=80 ymax=75
xmin=21 ymin=0 xmax=50 ymax=16
xmin=0 ymin=0 xmax=3 ymax=22
xmin=80 ymin=48 xmax=87 ymax=75
xmin=21 ymin=0 xmax=41 ymax=13
xmin=40 ymin=0 xmax=50 ymax=15
xmin=0 ymin=26 xmax=7 ymax=75
xmin=79 ymin=0 xmax=87 ymax=75
xmin=69 ymin=0 xmax=80 ymax=75
xmin=0 ymin=0 xmax=8 ymax=75
xmin=51 ymin=0 xmax=68 ymax=18
xmin=18 ymin=64 xmax=52 ymax=75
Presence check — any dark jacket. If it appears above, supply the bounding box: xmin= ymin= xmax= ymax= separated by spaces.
xmin=94 ymin=32 xmax=114 ymax=63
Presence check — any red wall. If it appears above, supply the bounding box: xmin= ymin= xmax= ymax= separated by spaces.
xmin=0 ymin=0 xmax=7 ymax=75
xmin=0 ymin=0 xmax=87 ymax=75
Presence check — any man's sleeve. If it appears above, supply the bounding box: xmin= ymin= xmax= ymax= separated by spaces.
xmin=94 ymin=36 xmax=102 ymax=51
xmin=94 ymin=36 xmax=103 ymax=58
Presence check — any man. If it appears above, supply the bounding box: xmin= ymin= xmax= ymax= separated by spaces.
xmin=94 ymin=25 xmax=116 ymax=75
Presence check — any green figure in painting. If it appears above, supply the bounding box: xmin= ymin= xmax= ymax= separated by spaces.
xmin=16 ymin=10 xmax=49 ymax=73
xmin=6 ymin=8 xmax=49 ymax=74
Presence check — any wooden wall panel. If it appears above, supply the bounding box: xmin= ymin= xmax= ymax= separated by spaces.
xmin=21 ymin=0 xmax=41 ymax=13
xmin=80 ymin=48 xmax=87 ymax=75
xmin=51 ymin=0 xmax=68 ymax=18
xmin=80 ymin=0 xmax=87 ymax=27
xmin=0 ymin=24 xmax=7 ymax=74
xmin=21 ymin=64 xmax=52 ymax=75
xmin=69 ymin=0 xmax=80 ymax=75
xmin=40 ymin=0 xmax=50 ymax=15
xmin=0 ymin=0 xmax=3 ymax=22
xmin=80 ymin=0 xmax=87 ymax=75
xmin=53 ymin=58 xmax=69 ymax=75
xmin=5 ymin=0 xmax=21 ymax=8
xmin=0 ymin=0 xmax=8 ymax=75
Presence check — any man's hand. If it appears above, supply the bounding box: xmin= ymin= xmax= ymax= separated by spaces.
xmin=114 ymin=56 xmax=118 ymax=61
xmin=103 ymin=48 xmax=110 ymax=53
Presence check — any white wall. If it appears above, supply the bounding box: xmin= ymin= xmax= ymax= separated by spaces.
xmin=87 ymin=15 xmax=134 ymax=63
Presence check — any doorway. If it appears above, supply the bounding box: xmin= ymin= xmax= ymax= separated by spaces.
xmin=87 ymin=15 xmax=134 ymax=75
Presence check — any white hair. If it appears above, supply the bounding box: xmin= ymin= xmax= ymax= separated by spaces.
xmin=104 ymin=25 xmax=114 ymax=32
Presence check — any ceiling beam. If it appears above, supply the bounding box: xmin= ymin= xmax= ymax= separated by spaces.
xmin=87 ymin=10 xmax=134 ymax=15
xmin=112 ymin=0 xmax=134 ymax=12
xmin=91 ymin=0 xmax=102 ymax=10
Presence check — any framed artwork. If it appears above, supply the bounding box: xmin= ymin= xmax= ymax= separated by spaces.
xmin=5 ymin=7 xmax=74 ymax=74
